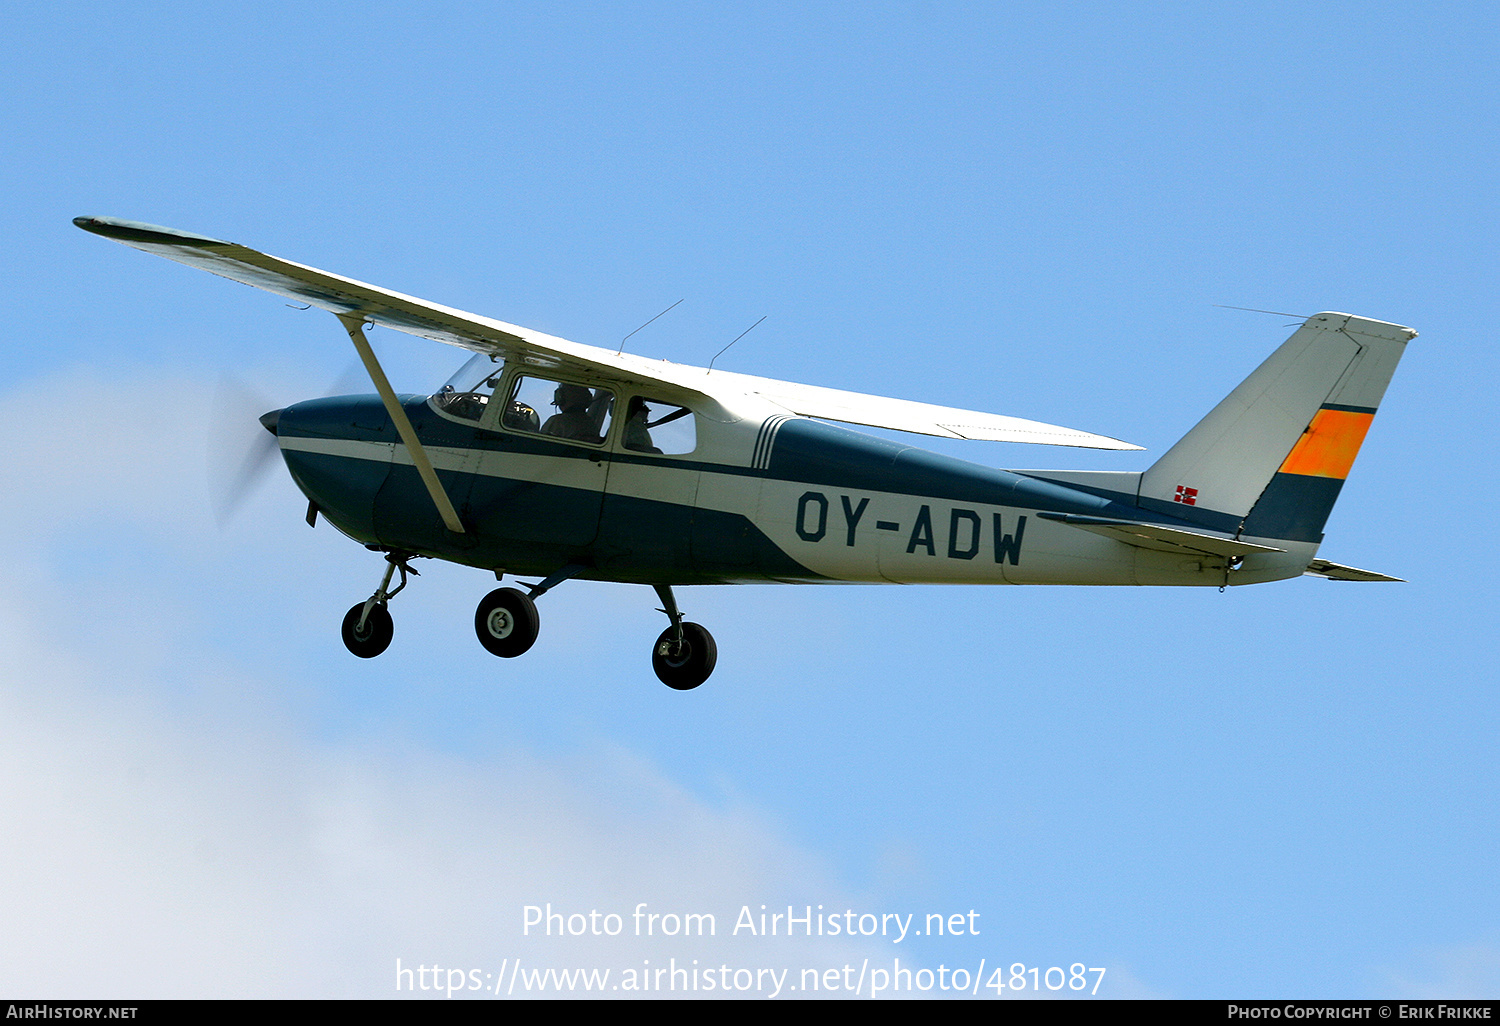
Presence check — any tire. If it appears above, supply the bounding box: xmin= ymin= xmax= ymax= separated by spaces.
xmin=474 ymin=588 xmax=540 ymax=658
xmin=341 ymin=602 xmax=393 ymax=658
xmin=651 ymin=622 xmax=717 ymax=690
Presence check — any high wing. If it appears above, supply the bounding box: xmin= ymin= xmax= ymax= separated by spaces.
xmin=74 ymin=216 xmax=1141 ymax=451
xmin=73 ymin=216 xmax=620 ymax=367
xmin=651 ymin=367 xmax=1142 ymax=447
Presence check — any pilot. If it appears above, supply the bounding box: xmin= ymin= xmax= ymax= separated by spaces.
xmin=541 ymin=383 xmax=597 ymax=441
xmin=623 ymin=397 xmax=662 ymax=453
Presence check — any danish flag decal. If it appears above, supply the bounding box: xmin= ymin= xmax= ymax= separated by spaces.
xmin=1174 ymin=485 xmax=1199 ymax=506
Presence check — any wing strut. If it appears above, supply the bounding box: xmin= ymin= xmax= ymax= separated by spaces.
xmin=337 ymin=313 xmax=466 ymax=535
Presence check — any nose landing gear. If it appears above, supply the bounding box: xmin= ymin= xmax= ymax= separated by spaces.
xmin=340 ymin=552 xmax=417 ymax=658
xmin=340 ymin=602 xmax=393 ymax=658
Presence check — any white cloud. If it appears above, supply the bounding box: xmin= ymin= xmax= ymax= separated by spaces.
xmin=0 ymin=371 xmax=890 ymax=998
xmin=0 ymin=575 xmax=897 ymax=998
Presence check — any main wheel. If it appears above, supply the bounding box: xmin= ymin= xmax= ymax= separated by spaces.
xmin=652 ymin=622 xmax=717 ymax=690
xmin=341 ymin=602 xmax=393 ymax=658
xmin=474 ymin=588 xmax=540 ymax=658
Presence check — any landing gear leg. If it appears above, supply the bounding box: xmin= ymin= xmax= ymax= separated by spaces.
xmin=650 ymin=585 xmax=716 ymax=690
xmin=471 ymin=563 xmax=583 ymax=658
xmin=340 ymin=552 xmax=416 ymax=658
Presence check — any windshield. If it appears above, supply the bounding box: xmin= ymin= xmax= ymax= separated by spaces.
xmin=439 ymin=352 xmax=502 ymax=394
xmin=431 ymin=353 xmax=503 ymax=423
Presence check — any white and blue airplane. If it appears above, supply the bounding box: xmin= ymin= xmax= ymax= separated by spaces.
xmin=76 ymin=216 xmax=1413 ymax=689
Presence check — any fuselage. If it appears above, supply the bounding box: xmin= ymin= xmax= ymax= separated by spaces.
xmin=271 ymin=384 xmax=1314 ymax=590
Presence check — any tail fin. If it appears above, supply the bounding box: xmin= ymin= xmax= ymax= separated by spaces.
xmin=1138 ymin=312 xmax=1415 ymax=543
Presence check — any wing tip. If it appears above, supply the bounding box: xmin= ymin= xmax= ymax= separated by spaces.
xmin=73 ymin=215 xmax=228 ymax=248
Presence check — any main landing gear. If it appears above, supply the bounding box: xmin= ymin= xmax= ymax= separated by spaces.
xmin=649 ymin=584 xmax=716 ymax=690
xmin=474 ymin=587 xmax=539 ymax=658
xmin=339 ymin=557 xmax=717 ymax=689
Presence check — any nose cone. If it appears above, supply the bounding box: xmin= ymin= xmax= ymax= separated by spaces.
xmin=272 ymin=396 xmax=390 ymax=549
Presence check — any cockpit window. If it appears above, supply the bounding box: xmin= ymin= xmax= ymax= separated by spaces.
xmin=432 ymin=353 xmax=502 ymax=423
xmin=622 ymin=397 xmax=696 ymax=455
xmin=506 ymin=375 xmax=615 ymax=445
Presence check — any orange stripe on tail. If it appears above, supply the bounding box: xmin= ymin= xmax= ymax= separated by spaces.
xmin=1277 ymin=408 xmax=1374 ymax=479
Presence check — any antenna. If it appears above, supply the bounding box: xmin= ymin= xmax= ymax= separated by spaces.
xmin=708 ymin=315 xmax=766 ymax=373
xmin=617 ymin=298 xmax=684 ymax=355
xmin=1214 ymin=304 xmax=1312 ymax=320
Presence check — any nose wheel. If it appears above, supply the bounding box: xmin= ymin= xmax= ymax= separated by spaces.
xmin=340 ymin=552 xmax=415 ymax=658
xmin=341 ymin=602 xmax=393 ymax=658
xmin=474 ymin=588 xmax=540 ymax=658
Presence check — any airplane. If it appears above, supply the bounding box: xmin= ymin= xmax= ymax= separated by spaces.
xmin=74 ymin=215 xmax=1414 ymax=690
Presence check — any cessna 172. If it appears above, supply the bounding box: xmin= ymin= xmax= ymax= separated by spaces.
xmin=75 ymin=215 xmax=1413 ymax=690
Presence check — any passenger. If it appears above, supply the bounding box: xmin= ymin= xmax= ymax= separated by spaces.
xmin=622 ymin=397 xmax=662 ymax=453
xmin=541 ymin=383 xmax=598 ymax=441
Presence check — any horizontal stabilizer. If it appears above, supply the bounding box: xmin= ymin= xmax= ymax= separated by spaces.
xmin=1036 ymin=512 xmax=1285 ymax=558
xmin=1303 ymin=559 xmax=1403 ymax=582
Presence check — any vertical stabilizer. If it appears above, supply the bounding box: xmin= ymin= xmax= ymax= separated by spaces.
xmin=1138 ymin=313 xmax=1415 ymax=542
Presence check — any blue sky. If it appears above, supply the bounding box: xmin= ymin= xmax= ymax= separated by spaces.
xmin=2 ymin=2 xmax=1497 ymax=999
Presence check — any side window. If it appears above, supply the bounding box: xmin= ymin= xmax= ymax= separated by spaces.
xmin=621 ymin=397 xmax=696 ymax=456
xmin=505 ymin=375 xmax=614 ymax=445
